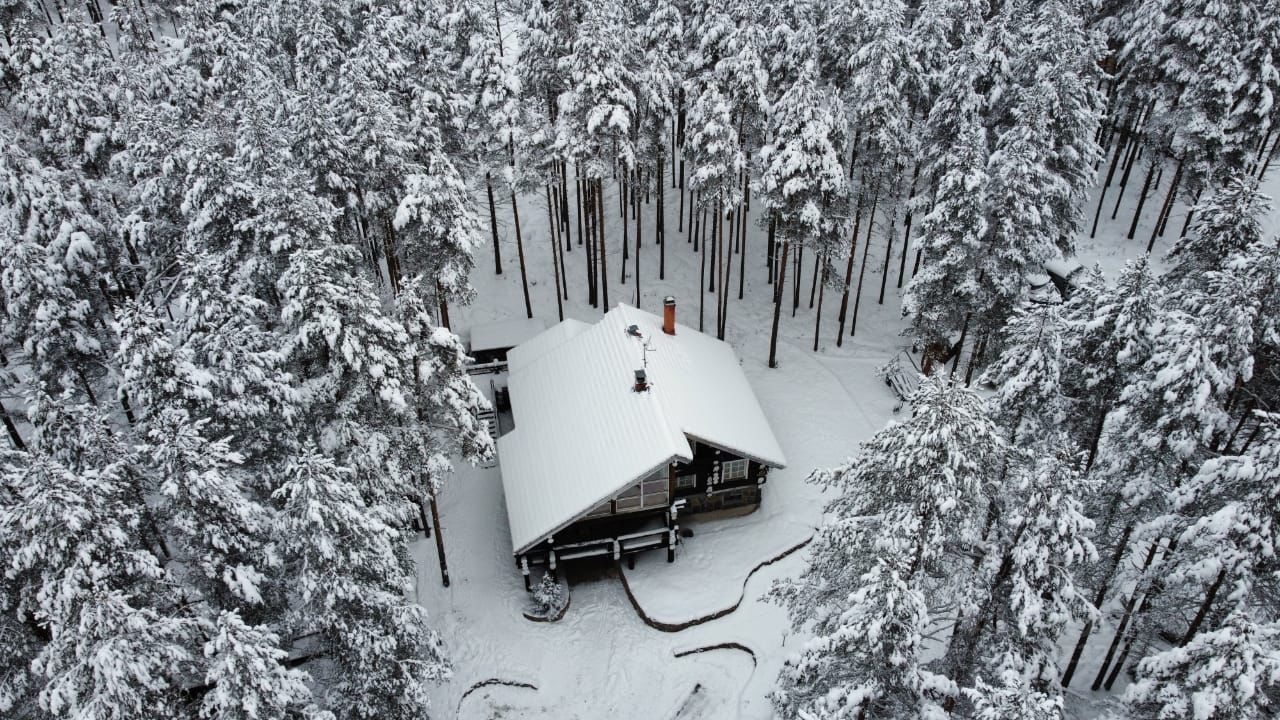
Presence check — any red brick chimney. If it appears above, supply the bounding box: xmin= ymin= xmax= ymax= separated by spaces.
xmin=663 ymin=296 xmax=676 ymax=336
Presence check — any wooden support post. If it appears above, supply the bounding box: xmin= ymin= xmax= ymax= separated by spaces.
xmin=521 ymin=555 xmax=531 ymax=591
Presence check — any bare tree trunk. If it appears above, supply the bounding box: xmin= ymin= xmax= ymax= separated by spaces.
xmin=511 ymin=192 xmax=533 ymax=318
xmin=850 ymin=190 xmax=878 ymax=337
xmin=1062 ymin=522 xmax=1133 ymax=687
xmin=1180 ymin=568 xmax=1226 ymax=646
xmin=836 ymin=190 xmax=865 ymax=346
xmin=692 ymin=193 xmax=702 ymax=251
xmin=813 ymin=257 xmax=826 ymax=352
xmin=597 ymin=179 xmax=609 ymax=310
xmin=766 ymin=214 xmax=776 ymax=284
xmin=486 ymin=173 xmax=502 ymax=274
xmin=1 ymin=400 xmax=25 ymax=450
xmin=547 ymin=185 xmax=565 ymax=321
xmin=1258 ymin=132 xmax=1280 ymax=181
xmin=738 ymin=196 xmax=747 ymax=300
xmin=699 ymin=209 xmax=708 ymax=332
xmin=636 ymin=171 xmax=643 ymax=309
xmin=1147 ymin=159 xmax=1183 ymax=253
xmin=583 ymin=180 xmax=596 ymax=306
xmin=437 ymin=281 xmax=452 ymax=330
xmin=768 ymin=241 xmax=790 ymax=369
xmin=1092 ymin=539 xmax=1162 ymax=690
xmin=897 ymin=165 xmax=918 ymax=289
xmin=792 ymin=245 xmax=803 ymax=317
xmin=658 ymin=159 xmax=666 ymax=280
xmin=1127 ymin=158 xmax=1159 ymax=241
xmin=1111 ymin=137 xmax=1144 ymax=220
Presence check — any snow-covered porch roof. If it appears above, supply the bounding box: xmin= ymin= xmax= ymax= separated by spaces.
xmin=497 ymin=303 xmax=787 ymax=555
xmin=467 ymin=317 xmax=549 ymax=355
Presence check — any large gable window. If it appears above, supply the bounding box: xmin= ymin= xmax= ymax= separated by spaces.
xmin=722 ymin=459 xmax=748 ymax=481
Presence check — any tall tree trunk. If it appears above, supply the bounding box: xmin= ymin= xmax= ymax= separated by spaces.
xmin=1092 ymin=539 xmax=1162 ymax=690
xmin=1180 ymin=568 xmax=1227 ymax=646
xmin=813 ymin=257 xmax=826 ymax=352
xmin=597 ymin=179 xmax=609 ymax=310
xmin=709 ymin=206 xmax=718 ymax=294
xmin=678 ymin=158 xmax=687 ymax=233
xmin=486 ymin=173 xmax=503 ymax=274
xmin=836 ymin=190 xmax=865 ymax=346
xmin=897 ymin=165 xmax=919 ymax=289
xmin=792 ymin=245 xmax=803 ymax=317
xmin=1126 ymin=158 xmax=1159 ymax=241
xmin=808 ymin=250 xmax=820 ymax=309
xmin=766 ymin=214 xmax=776 ymax=284
xmin=768 ymin=241 xmax=790 ymax=369
xmin=636 ymin=171 xmax=643 ymax=309
xmin=850 ymin=190 xmax=878 ymax=337
xmin=547 ymin=186 xmax=565 ymax=321
xmin=699 ymin=210 xmax=708 ymax=332
xmin=738 ymin=196 xmax=747 ymax=300
xmin=1147 ymin=159 xmax=1183 ymax=253
xmin=1 ymin=400 xmax=25 ymax=450
xmin=584 ymin=180 xmax=596 ymax=306
xmin=878 ymin=210 xmax=896 ymax=305
xmin=658 ymin=160 xmax=666 ymax=280
xmin=721 ymin=205 xmax=735 ymax=338
xmin=511 ymin=192 xmax=533 ymax=318
xmin=1111 ymin=136 xmax=1144 ymax=220
xmin=437 ymin=282 xmax=452 ymax=330
xmin=1062 ymin=522 xmax=1133 ymax=687
xmin=692 ymin=193 xmax=702 ymax=251
xmin=621 ymin=179 xmax=629 ymax=282
xmin=1258 ymin=132 xmax=1280 ymax=181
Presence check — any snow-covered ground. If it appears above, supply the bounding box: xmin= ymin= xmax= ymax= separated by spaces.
xmin=412 ymin=163 xmax=1280 ymax=718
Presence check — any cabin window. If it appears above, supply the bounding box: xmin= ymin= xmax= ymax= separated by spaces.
xmin=676 ymin=474 xmax=697 ymax=489
xmin=722 ymin=459 xmax=748 ymax=481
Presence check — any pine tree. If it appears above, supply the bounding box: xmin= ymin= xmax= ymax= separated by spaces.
xmin=758 ymin=54 xmax=850 ymax=367
xmin=903 ymin=55 xmax=990 ymax=370
xmin=1123 ymin=611 xmax=1280 ymax=720
xmin=773 ymin=377 xmax=1005 ymax=716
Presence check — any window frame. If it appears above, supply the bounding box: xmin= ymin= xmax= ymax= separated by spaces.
xmin=721 ymin=458 xmax=748 ymax=481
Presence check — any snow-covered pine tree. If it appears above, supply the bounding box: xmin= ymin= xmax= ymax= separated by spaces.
xmin=1153 ymin=411 xmax=1280 ymax=652
xmin=1121 ymin=0 xmax=1280 ymax=192
xmin=773 ymin=376 xmax=1005 ymax=715
xmin=902 ymin=50 xmax=990 ymax=372
xmin=555 ymin=0 xmax=641 ymax=309
xmin=757 ymin=54 xmax=850 ymax=367
xmin=949 ymin=453 xmax=1097 ymax=703
xmin=0 ymin=396 xmax=196 ymax=720
xmin=908 ymin=0 xmax=989 ymax=115
xmin=1123 ymin=610 xmax=1280 ymax=720
xmin=1164 ymin=174 xmax=1271 ymax=290
xmin=271 ymin=446 xmax=447 ymax=720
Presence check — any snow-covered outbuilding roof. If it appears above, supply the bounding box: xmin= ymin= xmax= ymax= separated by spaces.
xmin=497 ymin=304 xmax=786 ymax=555
xmin=468 ymin=317 xmax=549 ymax=354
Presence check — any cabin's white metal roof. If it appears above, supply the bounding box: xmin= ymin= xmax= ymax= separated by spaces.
xmin=497 ymin=303 xmax=786 ymax=554
xmin=468 ymin=317 xmax=549 ymax=354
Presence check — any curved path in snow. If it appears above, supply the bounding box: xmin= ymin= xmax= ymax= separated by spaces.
xmin=456 ymin=678 xmax=539 ymax=716
xmin=618 ymin=534 xmax=813 ymax=632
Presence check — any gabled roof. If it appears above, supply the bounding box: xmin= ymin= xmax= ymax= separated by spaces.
xmin=497 ymin=304 xmax=786 ymax=554
xmin=468 ymin=317 xmax=548 ymax=354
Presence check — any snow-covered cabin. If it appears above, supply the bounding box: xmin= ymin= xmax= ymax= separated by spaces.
xmin=467 ymin=317 xmax=548 ymax=365
xmin=497 ymin=298 xmax=787 ymax=588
